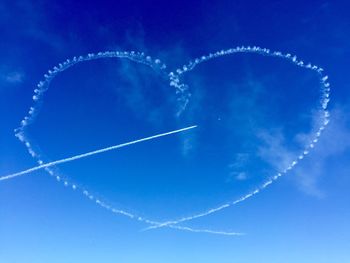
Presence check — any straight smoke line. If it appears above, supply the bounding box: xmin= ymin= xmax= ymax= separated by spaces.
xmin=0 ymin=125 xmax=197 ymax=182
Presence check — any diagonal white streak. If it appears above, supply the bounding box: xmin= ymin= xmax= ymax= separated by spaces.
xmin=168 ymin=225 xmax=245 ymax=236
xmin=0 ymin=125 xmax=197 ymax=182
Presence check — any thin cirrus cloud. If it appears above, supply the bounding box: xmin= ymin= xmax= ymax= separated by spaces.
xmin=0 ymin=69 xmax=24 ymax=86
xmin=257 ymin=106 xmax=350 ymax=197
xmin=293 ymin=106 xmax=350 ymax=196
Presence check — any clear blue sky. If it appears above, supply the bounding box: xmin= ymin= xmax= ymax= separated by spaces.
xmin=1 ymin=0 xmax=350 ymax=262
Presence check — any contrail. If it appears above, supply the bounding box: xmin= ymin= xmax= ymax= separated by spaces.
xmin=0 ymin=125 xmax=197 ymax=182
xmin=168 ymin=225 xmax=245 ymax=236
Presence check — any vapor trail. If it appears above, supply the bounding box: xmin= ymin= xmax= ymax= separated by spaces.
xmin=168 ymin=225 xmax=245 ymax=236
xmin=0 ymin=125 xmax=197 ymax=182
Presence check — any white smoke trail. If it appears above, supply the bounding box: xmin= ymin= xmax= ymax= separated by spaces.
xmin=144 ymin=46 xmax=331 ymax=232
xmin=76 ymin=191 xmax=242 ymax=236
xmin=0 ymin=125 xmax=197 ymax=182
xmin=10 ymin=46 xmax=331 ymax=236
xmin=167 ymin=225 xmax=245 ymax=236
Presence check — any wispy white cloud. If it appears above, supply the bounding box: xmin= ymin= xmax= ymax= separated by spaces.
xmin=292 ymin=106 xmax=350 ymax=197
xmin=5 ymin=71 xmax=24 ymax=83
xmin=257 ymin=106 xmax=350 ymax=197
xmin=0 ymin=67 xmax=25 ymax=86
xmin=1 ymin=70 xmax=24 ymax=84
xmin=233 ymin=172 xmax=248 ymax=181
xmin=227 ymin=153 xmax=250 ymax=181
xmin=257 ymin=128 xmax=296 ymax=172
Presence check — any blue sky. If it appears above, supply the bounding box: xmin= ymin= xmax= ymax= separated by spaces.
xmin=1 ymin=0 xmax=350 ymax=262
